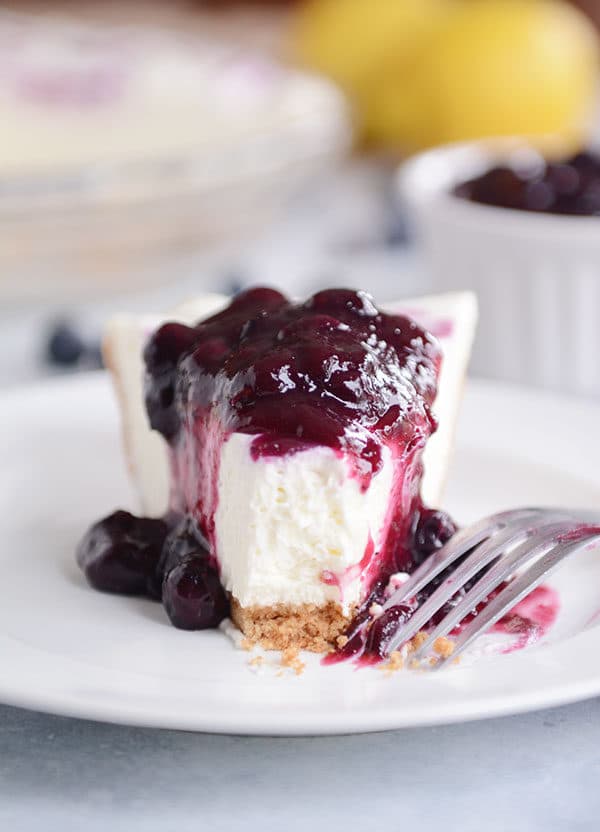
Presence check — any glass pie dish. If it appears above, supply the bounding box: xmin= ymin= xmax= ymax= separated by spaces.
xmin=0 ymin=11 xmax=351 ymax=305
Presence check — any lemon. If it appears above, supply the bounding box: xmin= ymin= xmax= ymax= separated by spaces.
xmin=420 ymin=0 xmax=600 ymax=148
xmin=292 ymin=0 xmax=452 ymax=98
xmin=295 ymin=0 xmax=599 ymax=153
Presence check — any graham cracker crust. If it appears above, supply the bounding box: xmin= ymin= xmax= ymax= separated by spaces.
xmin=230 ymin=598 xmax=352 ymax=653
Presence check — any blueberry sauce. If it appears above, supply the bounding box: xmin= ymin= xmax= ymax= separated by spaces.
xmin=76 ymin=510 xmax=168 ymax=599
xmin=455 ymin=150 xmax=600 ymax=216
xmin=324 ymin=507 xmax=459 ymax=664
xmin=157 ymin=516 xmax=211 ymax=584
xmin=147 ymin=286 xmax=440 ymax=485
xmin=77 ymin=509 xmax=229 ymax=629
xmin=163 ymin=557 xmax=229 ymax=630
xmin=491 ymin=585 xmax=560 ymax=654
xmin=556 ymin=524 xmax=600 ymax=545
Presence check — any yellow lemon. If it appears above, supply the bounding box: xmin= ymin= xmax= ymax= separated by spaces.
xmin=292 ymin=0 xmax=452 ymax=99
xmin=366 ymin=0 xmax=599 ymax=151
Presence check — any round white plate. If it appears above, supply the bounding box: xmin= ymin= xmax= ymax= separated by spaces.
xmin=1 ymin=373 xmax=600 ymax=735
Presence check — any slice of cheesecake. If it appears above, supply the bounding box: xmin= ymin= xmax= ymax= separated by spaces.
xmin=102 ymin=287 xmax=477 ymax=651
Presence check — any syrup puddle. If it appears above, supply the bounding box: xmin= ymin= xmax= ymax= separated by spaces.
xmin=322 ymin=583 xmax=561 ymax=670
xmin=222 ymin=585 xmax=562 ymax=674
xmin=490 ymin=584 xmax=560 ymax=654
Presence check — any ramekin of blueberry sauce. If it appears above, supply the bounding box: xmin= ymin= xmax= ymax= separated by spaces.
xmin=397 ymin=139 xmax=600 ymax=397
xmin=454 ymin=149 xmax=600 ymax=216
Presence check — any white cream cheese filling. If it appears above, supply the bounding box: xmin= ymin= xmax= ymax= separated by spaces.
xmin=215 ymin=436 xmax=394 ymax=611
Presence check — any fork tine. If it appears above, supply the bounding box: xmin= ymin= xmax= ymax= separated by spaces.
xmin=382 ymin=515 xmax=551 ymax=655
xmin=412 ymin=520 xmax=574 ymax=661
xmin=435 ymin=528 xmax=600 ymax=669
xmin=380 ymin=508 xmax=545 ymax=615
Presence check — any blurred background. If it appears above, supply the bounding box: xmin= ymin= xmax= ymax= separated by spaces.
xmin=1 ymin=0 xmax=600 ymax=395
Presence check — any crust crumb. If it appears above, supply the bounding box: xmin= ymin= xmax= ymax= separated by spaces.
xmin=281 ymin=647 xmax=299 ymax=663
xmin=248 ymin=655 xmax=264 ymax=668
xmin=379 ymin=650 xmax=404 ymax=676
xmin=336 ymin=635 xmax=349 ymax=648
xmin=240 ymin=638 xmax=254 ymax=652
xmin=410 ymin=631 xmax=428 ymax=651
xmin=281 ymin=647 xmax=305 ymax=676
xmin=433 ymin=636 xmax=455 ymax=658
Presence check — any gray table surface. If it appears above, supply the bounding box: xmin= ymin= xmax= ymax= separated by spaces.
xmin=2 ymin=698 xmax=599 ymax=831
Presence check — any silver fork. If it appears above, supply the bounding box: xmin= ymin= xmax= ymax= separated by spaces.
xmin=375 ymin=508 xmax=600 ymax=668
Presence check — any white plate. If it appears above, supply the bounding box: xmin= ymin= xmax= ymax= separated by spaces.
xmin=1 ymin=373 xmax=600 ymax=735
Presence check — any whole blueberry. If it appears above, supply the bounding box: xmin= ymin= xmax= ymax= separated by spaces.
xmin=47 ymin=323 xmax=84 ymax=366
xmin=411 ymin=509 xmax=457 ymax=567
xmin=365 ymin=604 xmax=413 ymax=659
xmin=77 ymin=510 xmax=168 ymax=598
xmin=162 ymin=557 xmax=229 ymax=630
xmin=154 ymin=517 xmax=209 ymax=595
xmin=143 ymin=323 xmax=198 ymax=440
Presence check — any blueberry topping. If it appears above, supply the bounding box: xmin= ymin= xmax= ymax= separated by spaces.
xmin=155 ymin=517 xmax=210 ymax=594
xmin=162 ymin=557 xmax=229 ymax=630
xmin=144 ymin=323 xmax=198 ymax=439
xmin=365 ymin=604 xmax=413 ymax=659
xmin=144 ymin=287 xmax=441 ymax=489
xmin=410 ymin=509 xmax=458 ymax=567
xmin=76 ymin=510 xmax=168 ymax=598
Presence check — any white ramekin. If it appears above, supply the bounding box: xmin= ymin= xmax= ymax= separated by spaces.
xmin=396 ymin=139 xmax=600 ymax=397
